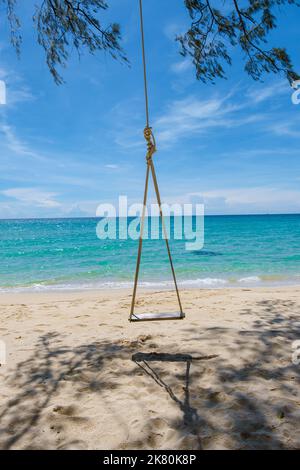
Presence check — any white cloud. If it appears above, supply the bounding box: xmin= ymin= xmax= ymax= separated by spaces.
xmin=161 ymin=186 xmax=300 ymax=214
xmin=112 ymin=82 xmax=291 ymax=151
xmin=269 ymin=122 xmax=300 ymax=138
xmin=170 ymin=59 xmax=192 ymax=74
xmin=109 ymin=97 xmax=145 ymax=150
xmin=0 ymin=197 xmax=105 ymax=219
xmin=0 ymin=66 xmax=35 ymax=107
xmin=0 ymin=67 xmax=8 ymax=80
xmin=247 ymin=81 xmax=289 ymax=104
xmin=200 ymin=187 xmax=300 ymax=213
xmin=218 ymin=147 xmax=300 ymax=159
xmin=151 ymin=80 xmax=294 ymax=146
xmin=105 ymin=164 xmax=119 ymax=169
xmin=0 ymin=123 xmax=45 ymax=160
xmin=8 ymin=86 xmax=35 ymax=106
xmin=154 ymin=94 xmax=257 ymax=145
xmin=2 ymin=188 xmax=61 ymax=208
xmin=0 ymin=80 xmax=6 ymax=105
xmin=164 ymin=22 xmax=186 ymax=40
xmin=202 ymin=187 xmax=300 ymax=205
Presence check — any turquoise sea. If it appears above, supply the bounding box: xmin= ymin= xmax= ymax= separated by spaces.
xmin=0 ymin=214 xmax=300 ymax=292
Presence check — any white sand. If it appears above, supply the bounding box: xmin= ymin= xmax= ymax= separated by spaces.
xmin=0 ymin=286 xmax=299 ymax=450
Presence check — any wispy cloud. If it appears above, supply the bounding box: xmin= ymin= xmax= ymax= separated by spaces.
xmin=0 ymin=79 xmax=6 ymax=105
xmin=0 ymin=66 xmax=35 ymax=107
xmin=269 ymin=121 xmax=300 ymax=138
xmin=201 ymin=187 xmax=300 ymax=213
xmin=0 ymin=67 xmax=9 ymax=80
xmin=246 ymin=81 xmax=289 ymax=104
xmin=170 ymin=59 xmax=192 ymax=74
xmin=0 ymin=123 xmax=45 ymax=159
xmin=202 ymin=187 xmax=300 ymax=205
xmin=2 ymin=188 xmax=61 ymax=208
xmin=154 ymin=94 xmax=259 ymax=145
xmin=110 ymin=98 xmax=145 ymax=150
xmin=8 ymin=86 xmax=35 ymax=106
xmin=0 ymin=197 xmax=102 ymax=219
xmin=163 ymin=21 xmax=186 ymax=40
xmin=217 ymin=147 xmax=300 ymax=159
xmin=105 ymin=164 xmax=119 ymax=169
xmin=163 ymin=186 xmax=300 ymax=214
xmin=110 ymin=79 xmax=291 ymax=151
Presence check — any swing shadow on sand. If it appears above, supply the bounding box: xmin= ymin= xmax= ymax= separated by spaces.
xmin=131 ymin=352 xmax=218 ymax=450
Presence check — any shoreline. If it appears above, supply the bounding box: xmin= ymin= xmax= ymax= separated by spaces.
xmin=0 ymin=274 xmax=300 ymax=297
xmin=1 ymin=283 xmax=300 ymax=303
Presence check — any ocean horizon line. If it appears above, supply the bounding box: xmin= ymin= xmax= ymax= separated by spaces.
xmin=1 ymin=212 xmax=300 ymax=222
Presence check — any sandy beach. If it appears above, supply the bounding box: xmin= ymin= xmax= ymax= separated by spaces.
xmin=0 ymin=286 xmax=299 ymax=450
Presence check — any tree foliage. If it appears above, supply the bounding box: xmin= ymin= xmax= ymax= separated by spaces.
xmin=0 ymin=0 xmax=126 ymax=84
xmin=1 ymin=0 xmax=21 ymax=54
xmin=0 ymin=0 xmax=299 ymax=85
xmin=177 ymin=0 xmax=300 ymax=84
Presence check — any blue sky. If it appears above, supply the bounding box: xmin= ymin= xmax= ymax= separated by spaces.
xmin=0 ymin=0 xmax=300 ymax=218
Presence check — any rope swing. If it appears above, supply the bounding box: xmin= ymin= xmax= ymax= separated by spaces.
xmin=129 ymin=0 xmax=185 ymax=322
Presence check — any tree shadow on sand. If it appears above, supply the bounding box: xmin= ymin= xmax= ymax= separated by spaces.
xmin=0 ymin=333 xmax=136 ymax=449
xmin=0 ymin=297 xmax=299 ymax=449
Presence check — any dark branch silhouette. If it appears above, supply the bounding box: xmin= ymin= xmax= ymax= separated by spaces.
xmin=178 ymin=0 xmax=300 ymax=84
xmin=0 ymin=0 xmax=127 ymax=84
xmin=0 ymin=0 xmax=299 ymax=84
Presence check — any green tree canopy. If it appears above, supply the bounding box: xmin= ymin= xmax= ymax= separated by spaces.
xmin=0 ymin=0 xmax=299 ymax=85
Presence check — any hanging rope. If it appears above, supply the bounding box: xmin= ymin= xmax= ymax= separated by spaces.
xmin=139 ymin=0 xmax=150 ymax=129
xmin=129 ymin=0 xmax=184 ymax=321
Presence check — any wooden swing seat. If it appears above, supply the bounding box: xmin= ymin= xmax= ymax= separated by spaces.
xmin=130 ymin=311 xmax=185 ymax=322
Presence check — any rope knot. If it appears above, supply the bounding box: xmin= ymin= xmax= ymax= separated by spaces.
xmin=144 ymin=126 xmax=156 ymax=162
